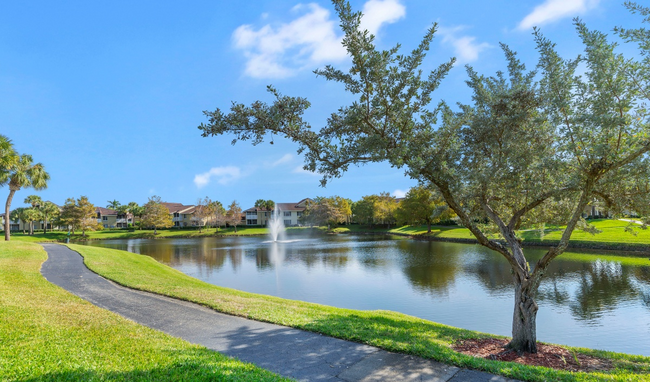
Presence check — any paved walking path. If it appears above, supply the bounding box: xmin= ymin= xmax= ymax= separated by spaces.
xmin=40 ymin=244 xmax=518 ymax=382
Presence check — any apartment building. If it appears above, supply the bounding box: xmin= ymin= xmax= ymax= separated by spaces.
xmin=161 ymin=202 xmax=196 ymax=227
xmin=244 ymin=199 xmax=311 ymax=226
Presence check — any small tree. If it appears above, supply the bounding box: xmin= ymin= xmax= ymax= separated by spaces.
xmin=141 ymin=196 xmax=173 ymax=235
xmin=58 ymin=196 xmax=99 ymax=237
xmin=396 ymin=186 xmax=454 ymax=232
xmin=304 ymin=197 xmax=347 ymax=229
xmin=226 ymin=200 xmax=242 ymax=233
xmin=212 ymin=200 xmax=226 ymax=232
xmin=374 ymin=192 xmax=397 ymax=229
xmin=59 ymin=198 xmax=79 ymax=233
xmin=192 ymin=197 xmax=212 ymax=233
xmin=77 ymin=196 xmax=99 ymax=237
xmin=352 ymin=195 xmax=378 ymax=226
xmin=106 ymin=200 xmax=121 ymax=210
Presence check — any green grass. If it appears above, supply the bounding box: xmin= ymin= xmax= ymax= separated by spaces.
xmin=0 ymin=241 xmax=290 ymax=382
xmin=6 ymin=226 xmax=324 ymax=242
xmin=335 ymin=219 xmax=650 ymax=250
xmin=10 ymin=219 xmax=650 ymax=251
xmin=68 ymin=243 xmax=650 ymax=382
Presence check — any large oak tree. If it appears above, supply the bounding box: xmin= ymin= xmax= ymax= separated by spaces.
xmin=199 ymin=1 xmax=650 ymax=353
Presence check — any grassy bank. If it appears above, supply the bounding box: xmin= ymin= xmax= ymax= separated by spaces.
xmin=6 ymin=226 xmax=323 ymax=242
xmin=336 ymin=219 xmax=650 ymax=251
xmin=0 ymin=241 xmax=289 ymax=382
xmin=7 ymin=219 xmax=650 ymax=252
xmin=69 ymin=243 xmax=650 ymax=382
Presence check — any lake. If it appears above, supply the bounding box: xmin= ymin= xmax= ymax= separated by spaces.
xmin=84 ymin=234 xmax=650 ymax=356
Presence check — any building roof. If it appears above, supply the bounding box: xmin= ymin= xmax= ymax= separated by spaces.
xmin=161 ymin=202 xmax=195 ymax=214
xmin=96 ymin=207 xmax=117 ymax=216
xmin=244 ymin=199 xmax=312 ymax=213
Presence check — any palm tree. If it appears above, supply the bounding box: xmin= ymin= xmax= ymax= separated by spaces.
xmin=3 ymin=154 xmax=49 ymax=241
xmin=107 ymin=200 xmax=121 ymax=210
xmin=23 ymin=208 xmax=41 ymax=235
xmin=41 ymin=201 xmax=60 ymax=234
xmin=24 ymin=195 xmax=43 ymax=233
xmin=116 ymin=204 xmax=130 ymax=228
xmin=0 ymin=135 xmax=17 ymax=181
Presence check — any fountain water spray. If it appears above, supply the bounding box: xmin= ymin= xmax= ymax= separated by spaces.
xmin=268 ymin=204 xmax=286 ymax=242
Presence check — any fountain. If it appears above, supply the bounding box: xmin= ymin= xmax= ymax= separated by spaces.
xmin=268 ymin=204 xmax=286 ymax=242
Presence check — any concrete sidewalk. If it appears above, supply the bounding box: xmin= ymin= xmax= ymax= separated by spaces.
xmin=40 ymin=244 xmax=518 ymax=382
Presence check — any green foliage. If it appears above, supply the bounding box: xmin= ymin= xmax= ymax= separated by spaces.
xmin=141 ymin=195 xmax=173 ymax=233
xmin=351 ymin=193 xmax=398 ymax=227
xmin=254 ymin=199 xmax=275 ymax=211
xmin=395 ymin=186 xmax=454 ymax=231
xmin=0 ymin=135 xmax=17 ymax=184
xmin=303 ymin=196 xmax=348 ymax=228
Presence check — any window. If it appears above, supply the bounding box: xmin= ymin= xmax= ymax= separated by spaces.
xmin=102 ymin=216 xmax=108 ymax=221
xmin=173 ymin=212 xmax=180 ymax=218
xmin=247 ymin=219 xmax=257 ymax=225
xmin=297 ymin=211 xmax=303 ymax=217
xmin=284 ymin=211 xmax=291 ymax=216
xmin=284 ymin=220 xmax=292 ymax=226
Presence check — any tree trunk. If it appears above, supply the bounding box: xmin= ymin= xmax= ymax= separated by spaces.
xmin=4 ymin=189 xmax=16 ymax=241
xmin=44 ymin=217 xmax=48 ymax=234
xmin=509 ymin=272 xmax=540 ymax=353
xmin=29 ymin=221 xmax=33 ymax=235
xmin=427 ymin=220 xmax=431 ymax=233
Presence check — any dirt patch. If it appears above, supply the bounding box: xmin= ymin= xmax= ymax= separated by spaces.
xmin=453 ymin=338 xmax=613 ymax=373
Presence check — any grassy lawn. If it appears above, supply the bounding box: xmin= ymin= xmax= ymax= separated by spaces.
xmin=336 ymin=219 xmax=650 ymax=249
xmin=68 ymin=243 xmax=650 ymax=382
xmin=0 ymin=241 xmax=290 ymax=382
xmin=6 ymin=226 xmax=325 ymax=242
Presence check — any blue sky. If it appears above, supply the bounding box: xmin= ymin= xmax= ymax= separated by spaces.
xmin=1 ymin=0 xmax=640 ymax=209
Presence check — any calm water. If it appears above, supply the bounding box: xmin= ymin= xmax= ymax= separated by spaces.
xmin=84 ymin=234 xmax=650 ymax=356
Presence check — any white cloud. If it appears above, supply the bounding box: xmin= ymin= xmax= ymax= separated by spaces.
xmin=359 ymin=0 xmax=406 ymax=35
xmin=439 ymin=26 xmax=491 ymax=64
xmin=270 ymin=153 xmax=293 ymax=167
xmin=393 ymin=189 xmax=407 ymax=198
xmin=292 ymin=165 xmax=320 ymax=176
xmin=518 ymin=0 xmax=600 ymax=31
xmin=232 ymin=0 xmax=405 ymax=78
xmin=194 ymin=166 xmax=242 ymax=188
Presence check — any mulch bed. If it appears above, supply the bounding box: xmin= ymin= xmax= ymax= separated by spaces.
xmin=453 ymin=338 xmax=614 ymax=373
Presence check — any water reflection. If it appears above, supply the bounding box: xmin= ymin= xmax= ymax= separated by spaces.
xmin=570 ymin=261 xmax=641 ymax=322
xmin=84 ymin=235 xmax=650 ymax=355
